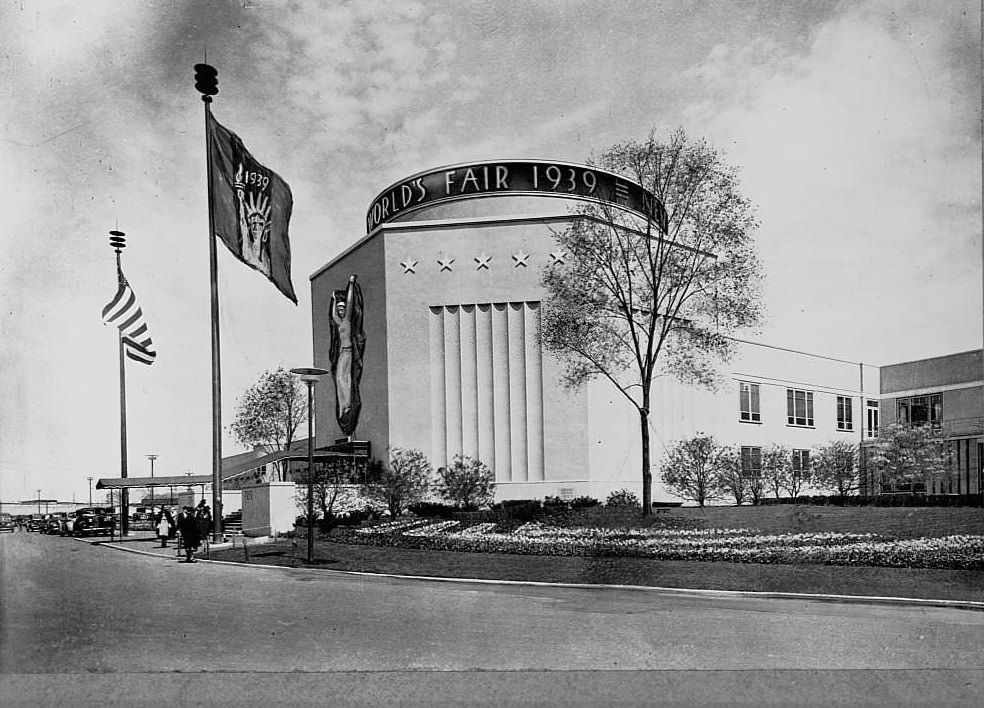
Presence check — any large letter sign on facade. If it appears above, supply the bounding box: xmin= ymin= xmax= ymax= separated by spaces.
xmin=366 ymin=160 xmax=667 ymax=234
xmin=328 ymin=275 xmax=366 ymax=437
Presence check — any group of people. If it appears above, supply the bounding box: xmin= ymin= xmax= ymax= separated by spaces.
xmin=154 ymin=500 xmax=213 ymax=563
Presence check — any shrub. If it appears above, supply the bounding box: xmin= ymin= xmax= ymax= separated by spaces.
xmin=363 ymin=447 xmax=433 ymax=518
xmin=606 ymin=489 xmax=640 ymax=507
xmin=435 ymin=455 xmax=496 ymax=509
xmin=407 ymin=501 xmax=458 ymax=518
xmin=570 ymin=496 xmax=600 ymax=510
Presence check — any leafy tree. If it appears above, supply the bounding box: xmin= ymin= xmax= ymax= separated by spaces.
xmin=812 ymin=440 xmax=859 ymax=496
xmin=436 ymin=455 xmax=496 ymax=510
xmin=761 ymin=444 xmax=791 ymax=499
xmin=541 ymin=128 xmax=763 ymax=514
xmin=660 ymin=433 xmax=728 ymax=508
xmin=362 ymin=447 xmax=433 ymax=518
xmin=869 ymin=423 xmax=947 ymax=492
xmin=231 ymin=367 xmax=306 ymax=482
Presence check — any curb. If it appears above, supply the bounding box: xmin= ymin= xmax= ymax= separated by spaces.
xmin=79 ymin=536 xmax=984 ymax=613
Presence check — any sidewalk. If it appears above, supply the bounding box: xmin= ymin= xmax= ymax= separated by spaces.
xmin=83 ymin=530 xmax=231 ymax=560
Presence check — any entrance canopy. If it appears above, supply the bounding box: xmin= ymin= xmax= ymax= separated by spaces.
xmin=96 ymin=475 xmax=211 ymax=490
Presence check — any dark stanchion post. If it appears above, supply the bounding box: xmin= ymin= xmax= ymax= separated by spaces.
xmin=290 ymin=367 xmax=329 ymax=562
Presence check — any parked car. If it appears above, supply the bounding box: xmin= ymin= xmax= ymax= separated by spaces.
xmin=27 ymin=514 xmax=46 ymax=532
xmin=0 ymin=513 xmax=14 ymax=533
xmin=71 ymin=507 xmax=115 ymax=537
xmin=43 ymin=513 xmax=71 ymax=535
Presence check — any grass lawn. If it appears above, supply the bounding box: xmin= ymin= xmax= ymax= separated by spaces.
xmin=208 ymin=505 xmax=984 ymax=603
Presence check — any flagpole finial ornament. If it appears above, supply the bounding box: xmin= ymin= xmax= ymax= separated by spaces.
xmin=194 ymin=63 xmax=219 ymax=102
xmin=109 ymin=230 xmax=126 ymax=253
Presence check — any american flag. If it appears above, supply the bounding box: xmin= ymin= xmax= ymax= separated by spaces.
xmin=101 ymin=271 xmax=157 ymax=365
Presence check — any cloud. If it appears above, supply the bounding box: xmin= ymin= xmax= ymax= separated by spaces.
xmin=677 ymin=1 xmax=981 ymax=363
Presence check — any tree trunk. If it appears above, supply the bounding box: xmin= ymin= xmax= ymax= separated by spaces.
xmin=640 ymin=406 xmax=652 ymax=516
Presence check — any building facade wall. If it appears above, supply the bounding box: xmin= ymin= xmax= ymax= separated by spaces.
xmin=878 ymin=350 xmax=983 ymax=496
xmin=377 ymin=216 xmax=592 ymax=499
xmin=309 ymin=163 xmax=906 ymax=505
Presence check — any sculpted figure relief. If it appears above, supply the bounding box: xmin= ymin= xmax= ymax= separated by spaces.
xmin=328 ymin=275 xmax=366 ymax=437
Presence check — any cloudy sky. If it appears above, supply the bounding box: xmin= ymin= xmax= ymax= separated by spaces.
xmin=1 ymin=0 xmax=980 ymax=503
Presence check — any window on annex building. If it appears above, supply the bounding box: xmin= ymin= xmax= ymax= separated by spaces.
xmin=740 ymin=446 xmax=762 ymax=477
xmin=897 ymin=394 xmax=942 ymax=429
xmin=786 ymin=389 xmax=814 ymax=427
xmin=836 ymin=395 xmax=853 ymax=431
xmin=792 ymin=449 xmax=810 ymax=475
xmin=739 ymin=382 xmax=761 ymax=422
xmin=866 ymin=400 xmax=879 ymax=438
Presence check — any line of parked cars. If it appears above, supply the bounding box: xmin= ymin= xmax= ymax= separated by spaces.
xmin=23 ymin=508 xmax=118 ymax=537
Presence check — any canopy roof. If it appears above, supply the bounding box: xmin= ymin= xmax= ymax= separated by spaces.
xmin=97 ymin=475 xmax=211 ymax=490
xmin=96 ymin=440 xmax=369 ymax=490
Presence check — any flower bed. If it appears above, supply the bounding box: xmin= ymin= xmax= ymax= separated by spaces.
xmin=340 ymin=519 xmax=984 ymax=570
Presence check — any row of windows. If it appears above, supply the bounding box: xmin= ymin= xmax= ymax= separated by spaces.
xmin=897 ymin=394 xmax=943 ymax=427
xmin=739 ymin=446 xmax=812 ymax=475
xmin=740 ymin=382 xmax=879 ymax=435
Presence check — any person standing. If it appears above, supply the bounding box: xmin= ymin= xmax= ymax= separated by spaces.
xmin=154 ymin=507 xmax=174 ymax=548
xmin=177 ymin=506 xmax=200 ymax=563
xmin=196 ymin=503 xmax=212 ymax=540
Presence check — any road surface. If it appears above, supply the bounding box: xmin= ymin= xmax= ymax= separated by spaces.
xmin=2 ymin=533 xmax=982 ymax=706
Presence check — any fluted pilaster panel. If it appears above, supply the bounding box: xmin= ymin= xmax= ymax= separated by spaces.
xmin=428 ymin=307 xmax=447 ymax=469
xmin=491 ymin=303 xmax=512 ymax=482
xmin=460 ymin=305 xmax=479 ymax=459
xmin=443 ymin=306 xmax=462 ymax=461
xmin=524 ymin=302 xmax=544 ymax=481
xmin=476 ymin=304 xmax=496 ymax=471
xmin=507 ymin=303 xmax=528 ymax=482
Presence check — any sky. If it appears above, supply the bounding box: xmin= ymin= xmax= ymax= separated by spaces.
xmin=1 ymin=0 xmax=980 ymax=504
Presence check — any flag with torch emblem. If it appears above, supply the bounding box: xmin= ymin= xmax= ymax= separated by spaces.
xmin=207 ymin=111 xmax=297 ymax=303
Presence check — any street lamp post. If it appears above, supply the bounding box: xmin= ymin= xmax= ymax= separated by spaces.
xmin=146 ymin=454 xmax=158 ymax=478
xmin=87 ymin=477 xmax=93 ymax=507
xmin=291 ymin=366 xmax=329 ymax=563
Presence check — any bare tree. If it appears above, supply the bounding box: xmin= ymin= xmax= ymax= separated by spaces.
xmin=542 ymin=128 xmax=763 ymax=514
xmin=231 ymin=367 xmax=306 ymax=482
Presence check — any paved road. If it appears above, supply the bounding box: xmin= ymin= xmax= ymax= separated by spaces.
xmin=2 ymin=533 xmax=982 ymax=706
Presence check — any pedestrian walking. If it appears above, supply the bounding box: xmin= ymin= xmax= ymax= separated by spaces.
xmin=177 ymin=506 xmax=200 ymax=562
xmin=154 ymin=507 xmax=174 ymax=548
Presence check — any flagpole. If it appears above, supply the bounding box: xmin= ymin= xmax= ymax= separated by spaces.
xmin=110 ymin=231 xmax=130 ymax=536
xmin=196 ymin=63 xmax=224 ymax=543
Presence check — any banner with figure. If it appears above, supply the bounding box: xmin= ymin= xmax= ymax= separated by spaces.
xmin=328 ymin=275 xmax=366 ymax=437
xmin=207 ymin=110 xmax=297 ymax=303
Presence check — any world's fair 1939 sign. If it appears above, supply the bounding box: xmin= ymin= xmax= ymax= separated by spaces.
xmin=366 ymin=160 xmax=667 ymax=234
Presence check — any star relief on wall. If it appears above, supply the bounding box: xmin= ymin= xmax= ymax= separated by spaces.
xmin=549 ymin=250 xmax=566 ymax=266
xmin=512 ymin=250 xmax=530 ymax=267
xmin=474 ymin=253 xmax=492 ymax=270
xmin=400 ymin=258 xmax=418 ymax=274
xmin=438 ymin=257 xmax=455 ymax=272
